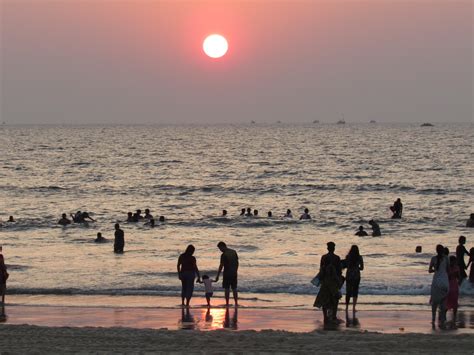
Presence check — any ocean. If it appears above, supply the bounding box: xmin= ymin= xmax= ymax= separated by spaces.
xmin=1 ymin=123 xmax=473 ymax=308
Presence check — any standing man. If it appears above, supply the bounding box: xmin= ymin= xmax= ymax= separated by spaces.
xmin=114 ymin=223 xmax=125 ymax=253
xmin=216 ymin=242 xmax=239 ymax=307
xmin=319 ymin=242 xmax=342 ymax=322
xmin=390 ymin=198 xmax=403 ymax=219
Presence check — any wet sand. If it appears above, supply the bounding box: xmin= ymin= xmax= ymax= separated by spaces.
xmin=0 ymin=304 xmax=473 ymax=353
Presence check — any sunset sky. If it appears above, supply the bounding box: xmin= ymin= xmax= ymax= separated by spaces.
xmin=1 ymin=0 xmax=472 ymax=124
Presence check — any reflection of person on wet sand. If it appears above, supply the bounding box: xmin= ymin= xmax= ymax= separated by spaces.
xmin=223 ymin=306 xmax=238 ymax=330
xmin=180 ymin=307 xmax=195 ymax=330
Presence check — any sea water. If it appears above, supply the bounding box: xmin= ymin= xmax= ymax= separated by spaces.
xmin=0 ymin=123 xmax=473 ymax=308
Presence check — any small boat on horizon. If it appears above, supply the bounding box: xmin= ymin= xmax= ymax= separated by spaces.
xmin=336 ymin=119 xmax=345 ymax=124
xmin=369 ymin=120 xmax=376 ymax=124
xmin=420 ymin=123 xmax=434 ymax=127
xmin=313 ymin=120 xmax=319 ymax=124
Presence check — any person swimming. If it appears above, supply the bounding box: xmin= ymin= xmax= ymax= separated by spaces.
xmin=222 ymin=210 xmax=228 ymax=217
xmin=71 ymin=211 xmax=82 ymax=223
xmin=71 ymin=211 xmax=95 ymax=223
xmin=390 ymin=198 xmax=403 ymax=219
xmin=144 ymin=209 xmax=153 ymax=220
xmin=466 ymin=213 xmax=474 ymax=228
xmin=126 ymin=212 xmax=135 ymax=222
xmin=240 ymin=208 xmax=245 ymax=216
xmin=368 ymin=220 xmax=381 ymax=237
xmin=355 ymin=226 xmax=368 ymax=236
xmin=7 ymin=216 xmax=14 ymax=223
xmin=158 ymin=216 xmax=165 ymax=223
xmin=253 ymin=209 xmax=259 ymax=217
xmin=135 ymin=209 xmax=143 ymax=220
xmin=284 ymin=209 xmax=293 ymax=218
xmin=245 ymin=208 xmax=252 ymax=217
xmin=58 ymin=213 xmax=71 ymax=226
xmin=299 ymin=208 xmax=311 ymax=220
xmin=95 ymin=232 xmax=107 ymax=243
xmin=267 ymin=211 xmax=272 ymax=218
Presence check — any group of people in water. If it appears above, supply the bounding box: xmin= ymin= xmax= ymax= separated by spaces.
xmin=429 ymin=236 xmax=474 ymax=327
xmin=1 ymin=197 xmax=474 ymax=327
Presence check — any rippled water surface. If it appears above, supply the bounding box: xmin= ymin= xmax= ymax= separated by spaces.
xmin=1 ymin=124 xmax=473 ymax=304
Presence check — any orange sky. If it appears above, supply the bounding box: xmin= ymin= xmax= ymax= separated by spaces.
xmin=1 ymin=0 xmax=472 ymax=123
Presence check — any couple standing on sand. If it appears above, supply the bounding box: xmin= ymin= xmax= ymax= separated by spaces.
xmin=177 ymin=242 xmax=239 ymax=308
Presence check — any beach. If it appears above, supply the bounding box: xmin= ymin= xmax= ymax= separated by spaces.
xmin=1 ymin=303 xmax=474 ymax=353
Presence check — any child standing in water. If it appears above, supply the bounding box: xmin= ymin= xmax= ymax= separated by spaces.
xmin=198 ymin=275 xmax=217 ymax=307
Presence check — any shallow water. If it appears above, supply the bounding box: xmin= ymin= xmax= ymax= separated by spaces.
xmin=1 ymin=123 xmax=473 ymax=305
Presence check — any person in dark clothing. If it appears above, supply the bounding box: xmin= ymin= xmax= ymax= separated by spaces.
xmin=466 ymin=213 xmax=474 ymax=228
xmin=355 ymin=226 xmax=368 ymax=236
xmin=177 ymin=244 xmax=200 ymax=307
xmin=216 ymin=241 xmax=239 ymax=307
xmin=343 ymin=245 xmax=364 ymax=313
xmin=315 ymin=242 xmax=342 ymax=323
xmin=390 ymin=198 xmax=403 ymax=219
xmin=114 ymin=223 xmax=124 ymax=253
xmin=368 ymin=220 xmax=381 ymax=237
xmin=456 ymin=236 xmax=470 ymax=285
xmin=0 ymin=245 xmax=8 ymax=309
xmin=240 ymin=208 xmax=246 ymax=216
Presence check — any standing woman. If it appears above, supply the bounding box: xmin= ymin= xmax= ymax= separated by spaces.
xmin=429 ymin=244 xmax=449 ymax=326
xmin=177 ymin=245 xmax=201 ymax=307
xmin=0 ymin=246 xmax=9 ymax=309
xmin=446 ymin=256 xmax=460 ymax=321
xmin=343 ymin=245 xmax=364 ymax=313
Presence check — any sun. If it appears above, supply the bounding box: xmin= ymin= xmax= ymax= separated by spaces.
xmin=203 ymin=34 xmax=228 ymax=59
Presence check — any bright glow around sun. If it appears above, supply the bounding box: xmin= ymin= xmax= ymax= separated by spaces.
xmin=203 ymin=34 xmax=228 ymax=59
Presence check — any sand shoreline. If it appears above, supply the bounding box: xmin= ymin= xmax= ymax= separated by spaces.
xmin=0 ymin=324 xmax=473 ymax=354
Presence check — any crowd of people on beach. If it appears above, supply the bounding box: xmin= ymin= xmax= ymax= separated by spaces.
xmin=1 ymin=197 xmax=473 ymax=327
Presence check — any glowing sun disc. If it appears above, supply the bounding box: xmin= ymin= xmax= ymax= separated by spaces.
xmin=203 ymin=34 xmax=228 ymax=58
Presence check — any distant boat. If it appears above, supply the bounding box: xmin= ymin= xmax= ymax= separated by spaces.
xmin=369 ymin=120 xmax=376 ymax=124
xmin=313 ymin=120 xmax=319 ymax=124
xmin=336 ymin=119 xmax=345 ymax=124
xmin=420 ymin=123 xmax=434 ymax=127
xmin=276 ymin=120 xmax=282 ymax=124
xmin=251 ymin=120 xmax=256 ymax=124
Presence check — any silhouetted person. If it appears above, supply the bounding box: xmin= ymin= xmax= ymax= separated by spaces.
xmin=222 ymin=210 xmax=228 ymax=217
xmin=240 ymin=208 xmax=246 ymax=216
xmin=267 ymin=211 xmax=272 ymax=218
xmin=355 ymin=226 xmax=368 ymax=236
xmin=0 ymin=246 xmax=8 ymax=308
xmin=158 ymin=216 xmax=165 ymax=223
xmin=245 ymin=208 xmax=252 ymax=217
xmin=58 ymin=213 xmax=71 ymax=226
xmin=95 ymin=232 xmax=107 ymax=243
xmin=7 ymin=216 xmax=14 ymax=223
xmin=144 ymin=209 xmax=153 ymax=220
xmin=368 ymin=220 xmax=381 ymax=237
xmin=135 ymin=209 xmax=143 ymax=220
xmin=343 ymin=245 xmax=364 ymax=313
xmin=300 ymin=208 xmax=311 ymax=220
xmin=253 ymin=209 xmax=259 ymax=217
xmin=71 ymin=211 xmax=82 ymax=223
xmin=114 ymin=223 xmax=124 ymax=253
xmin=429 ymin=244 xmax=449 ymax=326
xmin=284 ymin=209 xmax=293 ymax=218
xmin=456 ymin=236 xmax=470 ymax=285
xmin=390 ymin=198 xmax=403 ymax=219
xmin=216 ymin=242 xmax=239 ymax=307
xmin=466 ymin=213 xmax=474 ymax=228
xmin=126 ymin=212 xmax=134 ymax=222
xmin=315 ymin=242 xmax=342 ymax=323
xmin=81 ymin=212 xmax=95 ymax=222
xmin=177 ymin=244 xmax=201 ymax=307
